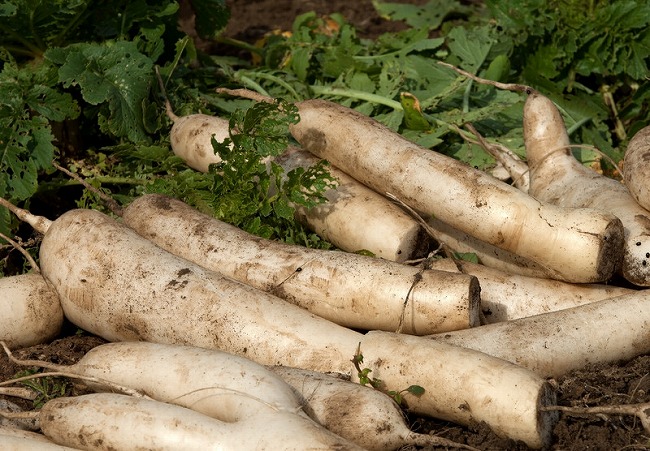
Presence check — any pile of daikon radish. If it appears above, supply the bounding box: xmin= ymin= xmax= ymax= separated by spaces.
xmin=1 ymin=78 xmax=649 ymax=450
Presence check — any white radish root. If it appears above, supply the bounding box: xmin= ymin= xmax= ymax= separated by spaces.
xmin=1 ymin=435 xmax=77 ymax=450
xmin=122 ymin=193 xmax=481 ymax=334
xmin=39 ymin=393 xmax=362 ymax=450
xmin=36 ymin=207 xmax=362 ymax=374
xmin=269 ymin=365 xmax=478 ymax=451
xmin=274 ymin=145 xmax=430 ymax=261
xmin=524 ymin=92 xmax=650 ymax=286
xmin=427 ymin=290 xmax=650 ymax=378
xmin=11 ymin=341 xmax=306 ymax=423
xmin=357 ymin=330 xmax=558 ymax=449
xmin=286 ymin=97 xmax=624 ymax=283
xmin=428 ymin=258 xmax=634 ymax=323
xmin=0 ymin=426 xmax=77 ymax=449
xmin=426 ymin=214 xmax=572 ymax=280
xmin=624 ymin=124 xmax=650 ymax=211
xmin=0 ymin=273 xmax=63 ymax=348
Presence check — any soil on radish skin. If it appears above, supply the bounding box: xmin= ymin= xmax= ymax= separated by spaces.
xmin=0 ymin=1 xmax=648 ymax=450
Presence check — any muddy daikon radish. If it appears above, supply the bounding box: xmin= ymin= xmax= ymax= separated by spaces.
xmin=123 ymin=194 xmax=480 ymax=334
xmin=357 ymin=330 xmax=557 ymax=449
xmin=428 ymin=258 xmax=634 ymax=322
xmin=42 ymin=341 xmax=306 ymax=422
xmin=269 ymin=366 xmax=477 ymax=451
xmin=624 ymin=124 xmax=650 ymax=211
xmin=428 ymin=291 xmax=650 ymax=377
xmin=274 ymin=146 xmax=429 ymax=261
xmin=39 ymin=393 xmax=362 ymax=450
xmin=1 ymin=273 xmax=63 ymax=348
xmin=524 ymin=91 xmax=650 ymax=286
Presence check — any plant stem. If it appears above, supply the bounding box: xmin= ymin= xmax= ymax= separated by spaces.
xmin=310 ymin=85 xmax=403 ymax=110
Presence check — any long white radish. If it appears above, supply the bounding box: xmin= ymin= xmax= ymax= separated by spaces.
xmin=624 ymin=124 xmax=650 ymax=211
xmin=0 ymin=426 xmax=77 ymax=450
xmin=2 ymin=202 xmax=555 ymax=447
xmin=1 ymin=273 xmax=63 ymax=348
xmin=35 ymin=208 xmax=362 ymax=374
xmin=426 ymin=215 xmax=569 ymax=280
xmin=269 ymin=366 xmax=478 ymax=451
xmin=357 ymin=330 xmax=557 ymax=449
xmin=27 ymin=341 xmax=305 ymax=423
xmin=1 ymin=436 xmax=76 ymax=450
xmin=427 ymin=290 xmax=650 ymax=377
xmin=39 ymin=393 xmax=362 ymax=450
xmin=428 ymin=258 xmax=634 ymax=322
xmin=524 ymin=92 xmax=650 ymax=286
xmin=286 ymin=97 xmax=624 ymax=283
xmin=122 ymin=193 xmax=480 ymax=334
xmin=274 ymin=146 xmax=429 ymax=261
xmin=165 ymin=101 xmax=228 ymax=173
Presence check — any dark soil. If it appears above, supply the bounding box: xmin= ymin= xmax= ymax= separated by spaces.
xmin=1 ymin=1 xmax=648 ymax=450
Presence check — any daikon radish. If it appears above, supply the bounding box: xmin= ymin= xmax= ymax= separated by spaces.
xmin=123 ymin=193 xmax=480 ymax=334
xmin=426 ymin=215 xmax=569 ymax=280
xmin=274 ymin=146 xmax=429 ymax=262
xmin=24 ymin=341 xmax=305 ymax=423
xmin=624 ymin=124 xmax=650 ymax=211
xmin=1 ymin=436 xmax=77 ymax=450
xmin=35 ymin=208 xmax=362 ymax=374
xmin=164 ymin=101 xmax=228 ymax=173
xmin=40 ymin=393 xmax=362 ymax=450
xmin=0 ymin=426 xmax=77 ymax=450
xmin=428 ymin=258 xmax=634 ymax=322
xmin=284 ymin=97 xmax=623 ymax=283
xmin=1 ymin=273 xmax=63 ymax=348
xmin=269 ymin=366 xmax=478 ymax=451
xmin=1 ymin=201 xmax=554 ymax=447
xmin=357 ymin=330 xmax=557 ymax=449
xmin=524 ymin=91 xmax=650 ymax=286
xmin=427 ymin=290 xmax=650 ymax=377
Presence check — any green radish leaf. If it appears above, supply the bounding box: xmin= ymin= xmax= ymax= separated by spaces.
xmin=48 ymin=41 xmax=153 ymax=143
xmin=407 ymin=385 xmax=426 ymax=397
xmin=400 ymin=92 xmax=431 ymax=131
xmin=190 ymin=0 xmax=230 ymax=40
xmin=373 ymin=0 xmax=466 ymax=30
xmin=454 ymin=252 xmax=480 ymax=264
xmin=446 ymin=26 xmax=493 ymax=72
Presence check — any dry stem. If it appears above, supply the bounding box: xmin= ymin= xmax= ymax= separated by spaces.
xmin=437 ymin=61 xmax=533 ymax=93
xmin=0 ymin=232 xmax=40 ymax=273
xmin=51 ymin=162 xmax=123 ymax=217
xmin=542 ymin=403 xmax=650 ymax=435
xmin=462 ymin=122 xmax=530 ymax=191
xmin=216 ymin=87 xmax=275 ymax=103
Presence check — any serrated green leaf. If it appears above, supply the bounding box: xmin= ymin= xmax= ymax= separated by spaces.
xmin=446 ymin=26 xmax=493 ymax=72
xmin=190 ymin=0 xmax=230 ymax=40
xmin=26 ymin=85 xmax=79 ymax=121
xmin=373 ymin=0 xmax=465 ymax=30
xmin=48 ymin=41 xmax=153 ymax=142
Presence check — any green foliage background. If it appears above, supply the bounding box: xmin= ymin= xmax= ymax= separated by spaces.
xmin=0 ymin=0 xmax=648 ymax=275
